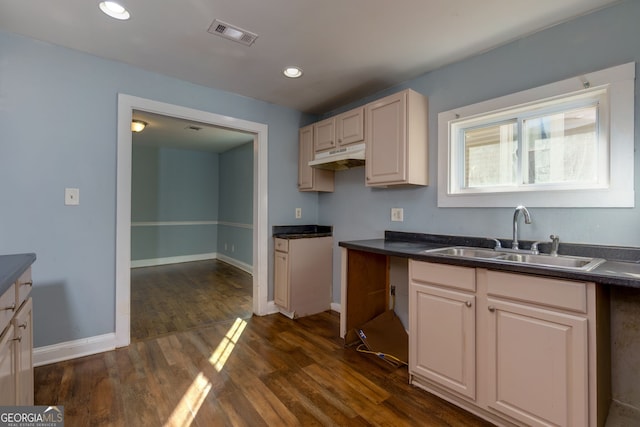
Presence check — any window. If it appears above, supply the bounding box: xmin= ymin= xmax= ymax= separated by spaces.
xmin=438 ymin=62 xmax=635 ymax=207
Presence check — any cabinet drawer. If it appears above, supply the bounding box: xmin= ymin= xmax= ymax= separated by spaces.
xmin=484 ymin=270 xmax=588 ymax=313
xmin=15 ymin=268 xmax=32 ymax=309
xmin=0 ymin=285 xmax=17 ymax=335
xmin=274 ymin=238 xmax=289 ymax=253
xmin=410 ymin=260 xmax=475 ymax=292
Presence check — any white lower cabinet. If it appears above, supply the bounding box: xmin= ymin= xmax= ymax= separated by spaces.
xmin=274 ymin=236 xmax=333 ymax=318
xmin=0 ymin=324 xmax=16 ymax=405
xmin=14 ymin=298 xmax=34 ymax=405
xmin=409 ymin=261 xmax=609 ymax=427
xmin=0 ymin=267 xmax=34 ymax=406
xmin=410 ymin=262 xmax=476 ymax=400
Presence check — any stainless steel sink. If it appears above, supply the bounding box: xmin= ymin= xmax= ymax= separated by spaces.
xmin=495 ymin=253 xmax=605 ymax=270
xmin=424 ymin=246 xmax=605 ymax=271
xmin=425 ymin=246 xmax=503 ymax=259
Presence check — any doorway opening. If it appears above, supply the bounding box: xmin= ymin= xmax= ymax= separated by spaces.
xmin=115 ymin=94 xmax=269 ymax=348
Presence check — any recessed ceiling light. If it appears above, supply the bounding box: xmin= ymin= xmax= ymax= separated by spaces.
xmin=283 ymin=66 xmax=303 ymax=79
xmin=99 ymin=1 xmax=130 ymax=20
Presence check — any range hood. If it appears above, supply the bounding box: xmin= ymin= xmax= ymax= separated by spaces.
xmin=308 ymin=143 xmax=365 ymax=171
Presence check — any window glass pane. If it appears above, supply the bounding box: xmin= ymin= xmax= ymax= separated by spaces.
xmin=463 ymin=121 xmax=517 ymax=188
xmin=523 ymin=106 xmax=598 ymax=185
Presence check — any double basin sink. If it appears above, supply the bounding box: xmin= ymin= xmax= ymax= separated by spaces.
xmin=423 ymin=246 xmax=605 ymax=271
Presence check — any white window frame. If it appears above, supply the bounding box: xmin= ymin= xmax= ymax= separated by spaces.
xmin=437 ymin=62 xmax=635 ymax=208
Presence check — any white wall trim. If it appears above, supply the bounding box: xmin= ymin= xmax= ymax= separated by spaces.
xmin=33 ymin=333 xmax=116 ymax=367
xmin=131 ymin=220 xmax=253 ymax=229
xmin=117 ymin=94 xmax=269 ymax=349
xmin=131 ymin=252 xmax=254 ymax=274
xmin=215 ymin=254 xmax=253 ymax=275
xmin=132 ymin=220 xmax=218 ymax=227
xmin=266 ymin=300 xmax=282 ymax=315
xmin=218 ymin=221 xmax=253 ymax=229
xmin=131 ymin=252 xmax=218 ymax=268
xmin=330 ymin=302 xmax=342 ymax=313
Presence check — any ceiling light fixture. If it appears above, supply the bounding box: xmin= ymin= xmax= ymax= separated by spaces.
xmin=99 ymin=1 xmax=130 ymax=20
xmin=283 ymin=66 xmax=303 ymax=79
xmin=131 ymin=120 xmax=147 ymax=132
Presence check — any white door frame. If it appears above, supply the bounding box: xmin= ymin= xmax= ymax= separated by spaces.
xmin=115 ymin=94 xmax=269 ymax=347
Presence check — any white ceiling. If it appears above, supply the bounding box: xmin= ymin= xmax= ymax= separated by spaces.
xmin=132 ymin=110 xmax=254 ymax=153
xmin=0 ymin=0 xmax=620 ymax=115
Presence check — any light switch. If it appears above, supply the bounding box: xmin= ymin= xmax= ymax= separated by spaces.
xmin=65 ymin=188 xmax=80 ymax=206
xmin=391 ymin=207 xmax=403 ymax=222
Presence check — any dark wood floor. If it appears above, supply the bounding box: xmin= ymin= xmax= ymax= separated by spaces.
xmin=34 ymin=261 xmax=492 ymax=426
xmin=130 ymin=260 xmax=253 ymax=341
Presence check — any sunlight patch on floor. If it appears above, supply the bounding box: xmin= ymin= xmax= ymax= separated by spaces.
xmin=164 ymin=372 xmax=212 ymax=427
xmin=209 ymin=317 xmax=247 ymax=372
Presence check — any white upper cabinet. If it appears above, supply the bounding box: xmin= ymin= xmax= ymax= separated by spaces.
xmin=313 ymin=117 xmax=336 ymax=153
xmin=365 ymin=89 xmax=428 ymax=187
xmin=298 ymin=125 xmax=334 ymax=192
xmin=314 ymin=107 xmax=365 ymax=154
xmin=335 ymin=107 xmax=365 ymax=147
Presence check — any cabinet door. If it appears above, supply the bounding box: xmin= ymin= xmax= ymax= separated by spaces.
xmin=298 ymin=125 xmax=315 ymax=190
xmin=0 ymin=325 xmax=16 ymax=406
xmin=14 ymin=298 xmax=33 ymax=405
xmin=314 ymin=118 xmax=336 ymax=152
xmin=298 ymin=125 xmax=334 ymax=192
xmin=410 ymin=282 xmax=476 ymax=400
xmin=486 ymin=298 xmax=588 ymax=427
xmin=336 ymin=107 xmax=364 ymax=147
xmin=365 ymin=91 xmax=406 ymax=185
xmin=274 ymin=251 xmax=290 ymax=310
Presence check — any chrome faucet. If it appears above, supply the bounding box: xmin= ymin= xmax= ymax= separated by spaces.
xmin=550 ymin=235 xmax=560 ymax=256
xmin=512 ymin=205 xmax=532 ymax=250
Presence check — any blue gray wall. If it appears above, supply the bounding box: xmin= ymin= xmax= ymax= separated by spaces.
xmin=319 ymin=0 xmax=640 ymax=302
xmin=131 ymin=141 xmax=253 ymax=266
xmin=217 ymin=142 xmax=254 ymax=266
xmin=0 ymin=30 xmax=316 ymax=347
xmin=131 ymin=145 xmax=219 ymax=261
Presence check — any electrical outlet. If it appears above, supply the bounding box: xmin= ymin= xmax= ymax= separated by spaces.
xmin=391 ymin=207 xmax=403 ymax=222
xmin=295 ymin=208 xmax=302 ymax=219
xmin=65 ymin=188 xmax=80 ymax=206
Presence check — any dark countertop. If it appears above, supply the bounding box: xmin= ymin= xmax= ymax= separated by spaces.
xmin=273 ymin=225 xmax=333 ymax=239
xmin=0 ymin=253 xmax=36 ymax=296
xmin=338 ymin=232 xmax=640 ymax=289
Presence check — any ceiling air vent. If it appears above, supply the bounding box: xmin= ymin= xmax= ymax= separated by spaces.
xmin=185 ymin=125 xmax=202 ymax=131
xmin=207 ymin=19 xmax=258 ymax=46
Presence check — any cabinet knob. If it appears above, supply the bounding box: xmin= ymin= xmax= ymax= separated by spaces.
xmin=1 ymin=303 xmax=16 ymax=312
xmin=465 ymin=301 xmax=472 ymax=307
xmin=12 ymin=336 xmax=22 ymax=342
xmin=488 ymin=306 xmax=496 ymax=312
xmin=21 ymin=281 xmax=33 ymax=287
xmin=19 ymin=322 xmax=28 ymax=329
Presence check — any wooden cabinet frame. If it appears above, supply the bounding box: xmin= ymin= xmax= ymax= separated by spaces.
xmin=340 ymin=248 xmax=389 ymax=344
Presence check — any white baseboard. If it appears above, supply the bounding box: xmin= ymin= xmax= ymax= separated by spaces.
xmin=131 ymin=252 xmax=217 ymax=268
xmin=265 ymin=301 xmax=281 ymax=315
xmin=131 ymin=253 xmax=253 ymax=276
xmin=215 ymin=254 xmax=253 ymax=275
xmin=330 ymin=302 xmax=341 ymax=313
xmin=34 ymin=333 xmax=116 ymax=367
